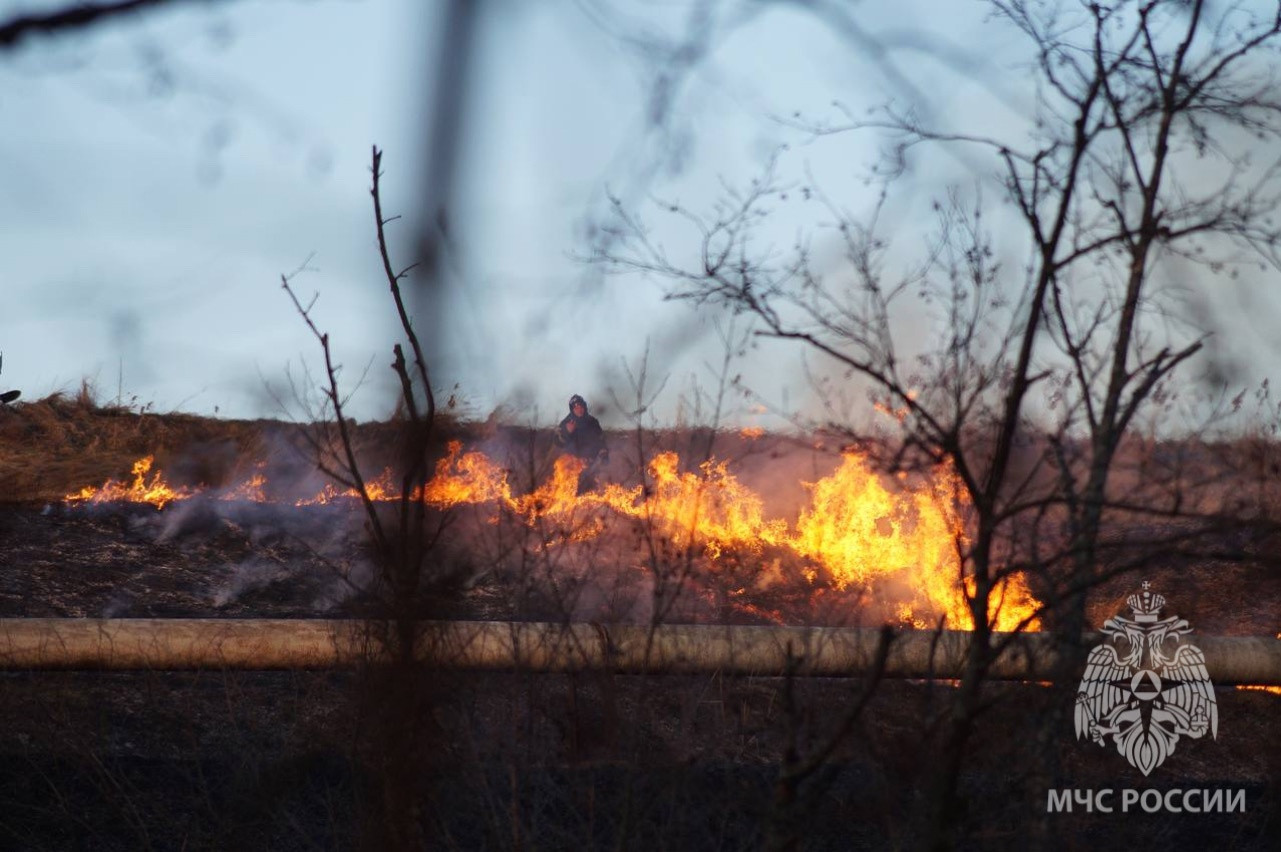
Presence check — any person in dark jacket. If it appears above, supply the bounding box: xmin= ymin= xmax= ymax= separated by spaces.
xmin=557 ymin=394 xmax=608 ymax=493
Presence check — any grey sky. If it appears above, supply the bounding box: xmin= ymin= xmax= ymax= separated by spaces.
xmin=4 ymin=0 xmax=1278 ymax=429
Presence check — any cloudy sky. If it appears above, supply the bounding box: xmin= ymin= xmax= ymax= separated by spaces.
xmin=3 ymin=0 xmax=1278 ymax=428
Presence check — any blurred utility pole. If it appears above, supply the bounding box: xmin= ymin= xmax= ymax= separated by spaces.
xmin=416 ymin=0 xmax=483 ymax=374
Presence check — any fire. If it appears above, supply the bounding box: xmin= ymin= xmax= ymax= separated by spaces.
xmin=795 ymin=455 xmax=959 ymax=587
xmin=221 ymin=473 xmax=267 ymax=502
xmin=791 ymin=454 xmax=1036 ymax=631
xmin=295 ymin=468 xmax=397 ymax=506
xmin=873 ymin=390 xmax=917 ymax=424
xmin=420 ymin=444 xmax=512 ymax=507
xmin=63 ymin=443 xmax=1043 ymax=630
xmin=513 ymin=454 xmax=592 ymax=519
xmin=631 ymin=453 xmax=788 ymax=556
xmin=417 ymin=442 xmax=604 ymax=519
xmin=64 ymin=456 xmax=192 ymax=509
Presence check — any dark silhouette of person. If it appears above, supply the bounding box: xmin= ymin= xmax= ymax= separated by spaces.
xmin=556 ymin=394 xmax=608 ymax=493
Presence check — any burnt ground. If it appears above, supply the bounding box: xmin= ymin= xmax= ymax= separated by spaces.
xmin=4 ymin=497 xmax=1281 ymax=631
xmin=0 ymin=501 xmax=370 ymax=619
xmin=0 ymin=497 xmax=1277 ymax=850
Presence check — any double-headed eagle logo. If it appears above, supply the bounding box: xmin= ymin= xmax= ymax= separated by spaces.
xmin=1074 ymin=582 xmax=1217 ymax=776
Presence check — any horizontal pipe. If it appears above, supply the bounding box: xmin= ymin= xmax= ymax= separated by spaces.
xmin=0 ymin=619 xmax=1278 ymax=685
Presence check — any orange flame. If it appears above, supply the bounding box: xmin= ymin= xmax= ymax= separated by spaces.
xmin=64 ymin=456 xmax=192 ymax=509
xmin=403 ymin=444 xmax=1036 ymax=629
xmin=792 ymin=453 xmax=1036 ymax=631
xmin=295 ymin=468 xmax=398 ymax=506
xmin=514 ymin=454 xmax=595 ymax=518
xmin=63 ymin=443 xmax=1043 ymax=630
xmin=417 ymin=442 xmax=603 ymax=519
xmin=420 ymin=443 xmax=512 ymax=507
xmin=220 ymin=473 xmax=267 ymax=502
xmin=632 ymin=452 xmax=788 ymax=556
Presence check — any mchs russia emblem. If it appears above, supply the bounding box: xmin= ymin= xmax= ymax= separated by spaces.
xmin=1074 ymin=583 xmax=1218 ymax=776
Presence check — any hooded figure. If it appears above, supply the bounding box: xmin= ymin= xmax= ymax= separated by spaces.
xmin=557 ymin=394 xmax=608 ymax=463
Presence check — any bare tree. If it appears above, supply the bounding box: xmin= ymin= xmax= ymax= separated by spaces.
xmin=281 ymin=145 xmax=450 ymax=851
xmin=596 ymin=1 xmax=1281 ymax=847
xmin=0 ymin=0 xmax=235 ymax=50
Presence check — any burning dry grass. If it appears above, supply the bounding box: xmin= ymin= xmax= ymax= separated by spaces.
xmin=64 ymin=455 xmax=194 ymax=509
xmin=0 ymin=391 xmax=449 ymax=503
xmin=0 ymin=392 xmax=269 ymax=502
xmin=12 ymin=391 xmax=1277 ymax=635
xmin=51 ymin=423 xmax=1040 ymax=630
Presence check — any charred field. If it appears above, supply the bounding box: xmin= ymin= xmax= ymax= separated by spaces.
xmin=0 ymin=394 xmax=1278 ymax=850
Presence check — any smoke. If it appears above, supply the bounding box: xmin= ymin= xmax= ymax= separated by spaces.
xmin=54 ymin=412 xmax=1005 ymax=627
xmin=211 ymin=556 xmax=286 ymax=609
xmin=719 ymin=433 xmax=843 ymax=520
xmin=100 ymin=592 xmax=133 ymax=619
xmin=93 ymin=432 xmax=388 ymax=612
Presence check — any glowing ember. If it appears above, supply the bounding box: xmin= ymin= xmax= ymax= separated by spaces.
xmin=64 ymin=456 xmax=192 ymax=509
xmin=1237 ymin=634 xmax=1281 ymax=694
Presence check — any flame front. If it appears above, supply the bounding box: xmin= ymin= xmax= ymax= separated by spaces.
xmin=636 ymin=453 xmax=788 ymax=556
xmin=421 ymin=446 xmax=513 ymax=507
xmin=295 ymin=468 xmax=398 ymax=506
xmin=64 ymin=442 xmax=1042 ymax=630
xmin=791 ymin=455 xmax=1037 ymax=631
xmin=795 ymin=455 xmax=967 ymax=624
xmin=65 ymin=456 xmax=192 ymax=509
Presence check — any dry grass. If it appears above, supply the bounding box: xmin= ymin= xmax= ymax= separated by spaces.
xmin=0 ymin=391 xmax=481 ymax=503
xmin=0 ymin=392 xmax=270 ymax=502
